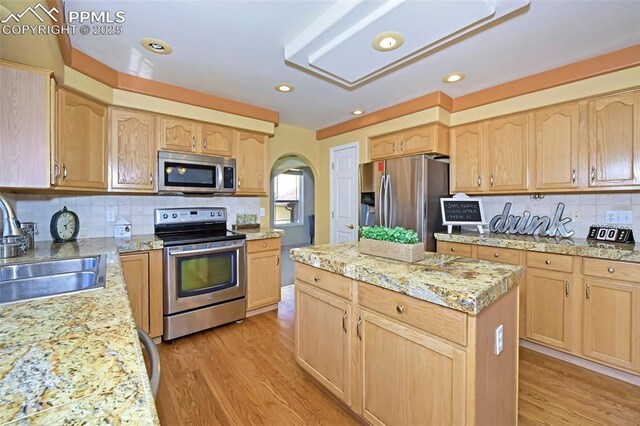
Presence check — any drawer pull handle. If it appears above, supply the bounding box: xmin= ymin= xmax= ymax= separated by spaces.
xmin=586 ymin=283 xmax=591 ymax=301
xmin=263 ymin=243 xmax=267 ymax=248
xmin=477 ymin=176 xmax=482 ymax=188
xmin=494 ymin=253 xmax=500 ymax=258
xmin=590 ymin=165 xmax=596 ymax=183
xmin=565 ymin=280 xmax=570 ymax=297
xmin=571 ymin=168 xmax=576 ymax=184
xmin=607 ymin=267 xmax=615 ymax=273
xmin=356 ymin=316 xmax=362 ymax=340
xmin=545 ymin=259 xmax=551 ymax=265
xmin=313 ymin=276 xmax=320 ymax=282
xmin=396 ymin=305 xmax=404 ymax=314
xmin=342 ymin=311 xmax=347 ymax=333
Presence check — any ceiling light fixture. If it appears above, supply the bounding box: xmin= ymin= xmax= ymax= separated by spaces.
xmin=275 ymin=83 xmax=294 ymax=93
xmin=443 ymin=73 xmax=465 ymax=83
xmin=351 ymin=109 xmax=365 ymax=116
xmin=372 ymin=31 xmax=404 ymax=52
xmin=140 ymin=38 xmax=173 ymax=55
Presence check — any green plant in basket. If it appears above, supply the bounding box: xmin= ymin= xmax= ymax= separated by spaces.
xmin=359 ymin=226 xmax=419 ymax=245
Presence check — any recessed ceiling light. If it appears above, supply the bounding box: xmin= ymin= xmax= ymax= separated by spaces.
xmin=443 ymin=73 xmax=465 ymax=83
xmin=140 ymin=37 xmax=173 ymax=55
xmin=275 ymin=83 xmax=294 ymax=93
xmin=351 ymin=109 xmax=365 ymax=116
xmin=372 ymin=31 xmax=404 ymax=52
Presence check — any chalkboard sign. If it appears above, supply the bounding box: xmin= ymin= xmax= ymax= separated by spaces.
xmin=440 ymin=197 xmax=487 ymax=234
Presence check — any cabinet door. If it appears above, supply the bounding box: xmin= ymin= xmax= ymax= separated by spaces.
xmin=158 ymin=116 xmax=197 ymax=153
xmin=370 ymin=134 xmax=397 ymax=161
xmin=525 ymin=269 xmax=573 ymax=351
xmin=56 ymin=88 xmax=108 ymax=189
xmin=588 ymin=91 xmax=640 ymax=187
xmin=582 ymin=278 xmax=640 ymax=372
xmin=235 ymin=130 xmax=267 ymax=194
xmin=295 ymin=283 xmax=352 ymax=406
xmin=120 ymin=253 xmax=150 ymax=333
xmin=0 ymin=63 xmax=51 ymax=188
xmin=246 ymin=249 xmax=281 ymax=310
xmin=486 ymin=114 xmax=529 ymax=191
xmin=110 ymin=108 xmax=156 ymax=191
xmin=359 ymin=310 xmax=465 ymax=426
xmin=450 ymin=123 xmax=484 ymax=193
xmin=534 ymin=103 xmax=579 ymax=190
xmin=200 ymin=123 xmax=233 ymax=157
xmin=399 ymin=125 xmax=434 ymax=155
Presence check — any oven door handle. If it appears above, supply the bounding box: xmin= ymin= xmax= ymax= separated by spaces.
xmin=167 ymin=245 xmax=242 ymax=258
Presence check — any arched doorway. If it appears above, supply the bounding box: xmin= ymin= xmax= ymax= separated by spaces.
xmin=271 ymin=155 xmax=316 ymax=286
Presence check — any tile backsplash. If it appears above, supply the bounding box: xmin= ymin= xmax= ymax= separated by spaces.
xmin=15 ymin=194 xmax=261 ymax=242
xmin=475 ymin=193 xmax=640 ymax=239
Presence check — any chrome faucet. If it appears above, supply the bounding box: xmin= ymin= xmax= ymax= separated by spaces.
xmin=0 ymin=194 xmax=24 ymax=238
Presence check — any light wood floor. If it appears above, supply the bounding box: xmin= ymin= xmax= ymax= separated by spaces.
xmin=155 ymin=286 xmax=640 ymax=425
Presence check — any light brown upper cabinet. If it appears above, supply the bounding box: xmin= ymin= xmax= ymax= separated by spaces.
xmin=157 ymin=116 xmax=198 ymax=153
xmin=533 ymin=103 xmax=580 ymax=190
xmin=55 ymin=88 xmax=108 ymax=190
xmin=486 ymin=113 xmax=529 ymax=191
xmin=450 ymin=123 xmax=485 ymax=193
xmin=109 ymin=108 xmax=156 ymax=192
xmin=199 ymin=123 xmax=233 ymax=157
xmin=369 ymin=124 xmax=449 ymax=161
xmin=235 ymin=130 xmax=268 ymax=195
xmin=587 ymin=91 xmax=640 ymax=187
xmin=0 ymin=61 xmax=52 ymax=189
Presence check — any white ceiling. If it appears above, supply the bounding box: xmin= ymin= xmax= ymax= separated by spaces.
xmin=65 ymin=0 xmax=640 ymax=130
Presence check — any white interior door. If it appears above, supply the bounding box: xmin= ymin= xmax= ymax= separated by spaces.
xmin=330 ymin=142 xmax=359 ymax=243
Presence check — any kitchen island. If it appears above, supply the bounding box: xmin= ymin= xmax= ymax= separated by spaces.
xmin=0 ymin=237 xmax=160 ymax=425
xmin=290 ymin=242 xmax=522 ymax=426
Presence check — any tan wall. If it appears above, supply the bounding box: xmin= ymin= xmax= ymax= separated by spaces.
xmin=261 ymin=124 xmax=320 ymax=230
xmin=313 ymin=66 xmax=640 ymax=244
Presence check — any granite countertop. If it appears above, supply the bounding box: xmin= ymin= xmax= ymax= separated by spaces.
xmin=290 ymin=242 xmax=522 ymax=315
xmin=0 ymin=236 xmax=161 ymax=424
xmin=435 ymin=231 xmax=640 ymax=263
xmin=240 ymin=228 xmax=285 ymax=241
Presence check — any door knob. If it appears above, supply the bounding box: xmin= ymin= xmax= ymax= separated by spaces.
xmin=346 ymin=224 xmax=355 ymax=229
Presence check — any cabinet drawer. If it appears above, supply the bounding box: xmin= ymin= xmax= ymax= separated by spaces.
xmin=358 ymin=282 xmax=467 ymax=346
xmin=247 ymin=238 xmax=281 ymax=254
xmin=437 ymin=241 xmax=473 ymax=257
xmin=582 ymin=258 xmax=640 ymax=283
xmin=526 ymin=252 xmax=574 ymax=273
xmin=295 ymin=263 xmax=352 ymax=301
xmin=477 ymin=246 xmax=520 ymax=265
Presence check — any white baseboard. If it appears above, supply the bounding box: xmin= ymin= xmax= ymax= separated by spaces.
xmin=520 ymin=339 xmax=640 ymax=386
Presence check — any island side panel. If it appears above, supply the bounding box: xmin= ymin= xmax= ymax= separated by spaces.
xmin=468 ymin=285 xmax=519 ymax=426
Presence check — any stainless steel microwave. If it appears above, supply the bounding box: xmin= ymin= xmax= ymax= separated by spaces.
xmin=158 ymin=151 xmax=236 ymax=194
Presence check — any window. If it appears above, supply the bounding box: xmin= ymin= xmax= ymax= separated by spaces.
xmin=273 ymin=171 xmax=303 ymax=225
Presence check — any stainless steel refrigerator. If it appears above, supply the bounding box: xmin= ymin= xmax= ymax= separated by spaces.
xmin=359 ymin=156 xmax=449 ymax=252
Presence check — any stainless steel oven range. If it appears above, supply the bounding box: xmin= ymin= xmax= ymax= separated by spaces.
xmin=154 ymin=207 xmax=246 ymax=341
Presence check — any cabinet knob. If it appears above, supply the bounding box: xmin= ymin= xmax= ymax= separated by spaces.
xmin=450 ymin=247 xmax=455 ymax=252
xmin=262 ymin=243 xmax=267 ymax=248
xmin=313 ymin=276 xmax=320 ymax=282
xmin=494 ymin=253 xmax=500 ymax=258
xmin=396 ymin=305 xmax=404 ymax=314
xmin=608 ymin=267 xmax=615 ymax=273
xmin=545 ymin=259 xmax=551 ymax=265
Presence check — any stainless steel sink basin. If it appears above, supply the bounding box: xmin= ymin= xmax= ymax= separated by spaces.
xmin=0 ymin=255 xmax=107 ymax=304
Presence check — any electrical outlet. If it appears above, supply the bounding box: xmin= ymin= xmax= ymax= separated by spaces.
xmin=571 ymin=210 xmax=582 ymax=223
xmin=259 ymin=207 xmax=266 ymax=217
xmin=605 ymin=211 xmax=633 ymax=225
xmin=105 ymin=208 xmax=116 ymax=222
xmin=495 ymin=324 xmax=504 ymax=355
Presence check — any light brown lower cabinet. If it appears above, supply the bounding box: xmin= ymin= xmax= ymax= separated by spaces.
xmin=294 ymin=262 xmax=518 ymax=425
xmin=120 ymin=250 xmax=163 ymax=338
xmin=246 ymin=238 xmax=282 ymax=313
xmin=437 ymin=240 xmax=640 ymax=376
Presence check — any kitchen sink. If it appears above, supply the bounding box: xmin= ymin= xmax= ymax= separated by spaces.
xmin=0 ymin=255 xmax=107 ymax=304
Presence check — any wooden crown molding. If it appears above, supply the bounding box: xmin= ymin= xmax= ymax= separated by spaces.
xmin=316 ymin=91 xmax=453 ymax=140
xmin=46 ymin=0 xmax=279 ymax=124
xmin=317 ymin=44 xmax=640 ymax=140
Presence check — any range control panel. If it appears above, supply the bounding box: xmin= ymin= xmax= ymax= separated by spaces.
xmin=154 ymin=207 xmax=227 ymax=225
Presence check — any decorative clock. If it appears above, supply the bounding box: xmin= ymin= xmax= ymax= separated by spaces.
xmin=50 ymin=206 xmax=80 ymax=243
